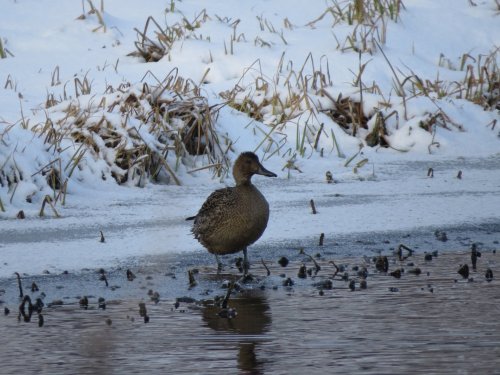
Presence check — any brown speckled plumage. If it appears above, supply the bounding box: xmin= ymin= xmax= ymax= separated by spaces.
xmin=188 ymin=152 xmax=276 ymax=272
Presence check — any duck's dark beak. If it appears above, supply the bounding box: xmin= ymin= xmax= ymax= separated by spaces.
xmin=256 ymin=163 xmax=277 ymax=177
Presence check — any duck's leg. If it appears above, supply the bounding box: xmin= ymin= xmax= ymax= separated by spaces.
xmin=215 ymin=254 xmax=223 ymax=273
xmin=242 ymin=248 xmax=250 ymax=275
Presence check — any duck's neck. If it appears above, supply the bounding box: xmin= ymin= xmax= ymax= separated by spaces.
xmin=233 ymin=167 xmax=253 ymax=186
xmin=235 ymin=175 xmax=253 ymax=186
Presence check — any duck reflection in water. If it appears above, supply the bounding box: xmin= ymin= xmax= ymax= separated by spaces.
xmin=202 ymin=291 xmax=271 ymax=374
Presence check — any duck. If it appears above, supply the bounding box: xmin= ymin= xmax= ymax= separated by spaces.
xmin=187 ymin=152 xmax=277 ymax=275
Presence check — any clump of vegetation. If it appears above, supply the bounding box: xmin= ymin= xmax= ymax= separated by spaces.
xmin=219 ymin=52 xmax=389 ymax=158
xmin=129 ymin=11 xmax=210 ymax=62
xmin=456 ymin=49 xmax=499 ymax=110
xmin=218 ymin=1 xmax=497 ymax=158
xmin=219 ymin=54 xmax=335 ymax=157
xmin=0 ymin=69 xmax=229 ymax=213
xmin=406 ymin=48 xmax=499 ymax=111
xmin=76 ymin=0 xmax=107 ymax=33
xmin=215 ymin=1 xmax=408 ymax=156
xmin=42 ymin=70 xmax=229 ymax=186
xmin=307 ymin=0 xmax=405 ymax=53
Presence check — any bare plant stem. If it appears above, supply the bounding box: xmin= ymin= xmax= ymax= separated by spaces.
xmin=15 ymin=272 xmax=23 ymax=298
xmin=310 ymin=199 xmax=317 ymax=214
xmin=39 ymin=195 xmax=60 ymax=218
xmin=221 ymin=282 xmax=234 ymax=309
xmin=261 ymin=258 xmax=271 ymax=276
xmin=313 ymin=123 xmax=324 ymax=150
xmin=329 ymin=261 xmax=340 ymax=279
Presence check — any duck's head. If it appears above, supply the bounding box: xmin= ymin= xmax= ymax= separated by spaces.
xmin=233 ymin=152 xmax=277 ymax=185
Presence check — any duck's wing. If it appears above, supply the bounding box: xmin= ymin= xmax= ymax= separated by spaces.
xmin=195 ymin=187 xmax=237 ymax=221
xmin=186 ymin=187 xmax=234 ymax=221
xmin=190 ymin=187 xmax=239 ymax=237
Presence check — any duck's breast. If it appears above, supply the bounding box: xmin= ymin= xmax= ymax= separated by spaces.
xmin=238 ymin=185 xmax=270 ymax=243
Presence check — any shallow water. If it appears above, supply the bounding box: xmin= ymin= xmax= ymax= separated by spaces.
xmin=1 ymin=251 xmax=499 ymax=374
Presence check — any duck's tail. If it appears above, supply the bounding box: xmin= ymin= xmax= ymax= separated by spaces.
xmin=185 ymin=216 xmax=196 ymax=221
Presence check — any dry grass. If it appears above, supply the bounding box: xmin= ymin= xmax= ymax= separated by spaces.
xmin=215 ymin=1 xmax=409 ymax=155
xmin=308 ymin=0 xmax=404 ymax=53
xmin=220 ymin=52 xmax=391 ymax=156
xmin=0 ymin=36 xmax=14 ymax=58
xmin=41 ymin=70 xmax=229 ymax=187
xmin=0 ymin=68 xmax=230 ymax=213
xmin=76 ymin=0 xmax=107 ymax=32
xmin=128 ymin=11 xmax=210 ymax=62
xmin=220 ymin=54 xmax=334 ymax=156
xmin=308 ymin=0 xmax=404 ymax=27
xmin=118 ymin=0 xmax=497 ymax=160
xmin=0 ymin=37 xmax=6 ymax=59
xmin=72 ymin=0 xmax=499 ymax=164
xmin=406 ymin=48 xmax=499 ymax=111
xmin=459 ymin=49 xmax=499 ymax=110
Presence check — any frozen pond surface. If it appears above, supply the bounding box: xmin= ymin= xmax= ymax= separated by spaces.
xmin=1 ymin=156 xmax=499 ymax=277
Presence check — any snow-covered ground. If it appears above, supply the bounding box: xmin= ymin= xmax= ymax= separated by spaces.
xmin=0 ymin=0 xmax=499 ymax=277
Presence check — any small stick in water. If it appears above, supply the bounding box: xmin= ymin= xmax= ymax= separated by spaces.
xmin=325 ymin=171 xmax=333 ymax=183
xmin=471 ymin=243 xmax=481 ymax=271
xmin=99 ymin=269 xmax=109 ymax=287
xmin=126 ymin=269 xmax=136 ymax=281
xmin=310 ymin=199 xmax=317 ymax=214
xmin=188 ymin=270 xmax=197 ymax=287
xmin=319 ymin=233 xmax=325 ymax=246
xmin=19 ymin=295 xmax=34 ymax=322
xmin=261 ymin=258 xmax=271 ymax=276
xmin=139 ymin=302 xmax=149 ymax=323
xmin=329 ymin=261 xmax=340 ymax=279
xmin=222 ymin=282 xmax=234 ymax=309
xmin=15 ymin=272 xmax=23 ymax=298
xmin=300 ymin=248 xmax=321 ymax=273
xmin=396 ymin=244 xmax=414 ymax=261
